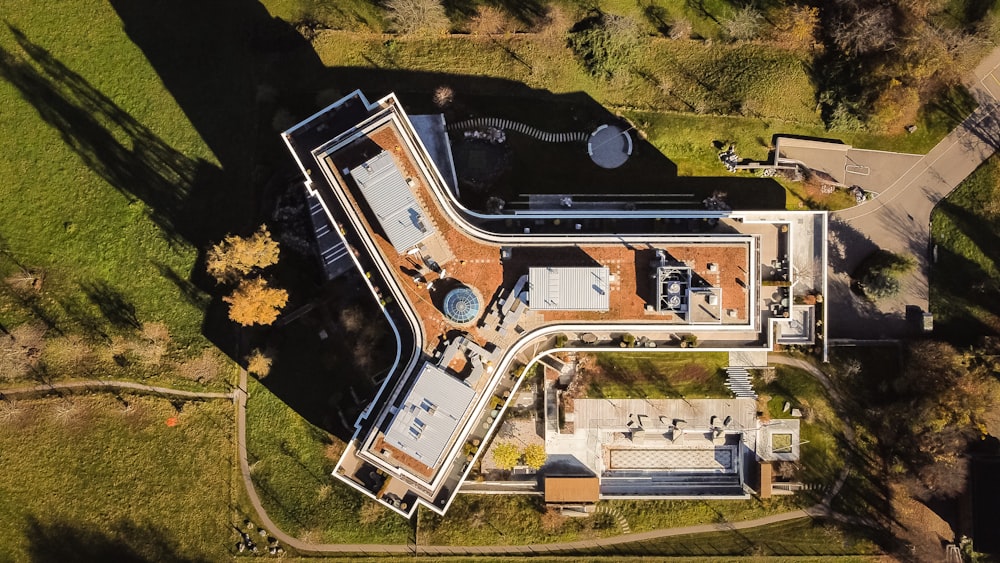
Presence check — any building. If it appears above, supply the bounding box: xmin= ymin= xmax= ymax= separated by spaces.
xmin=282 ymin=90 xmax=826 ymax=517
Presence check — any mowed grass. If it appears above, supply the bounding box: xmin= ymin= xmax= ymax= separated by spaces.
xmin=0 ymin=394 xmax=234 ymax=561
xmin=757 ymin=365 xmax=845 ymax=486
xmin=585 ymin=352 xmax=730 ymax=399
xmin=607 ymin=496 xmax=804 ymax=534
xmin=0 ymin=2 xmax=217 ymax=350
xmin=586 ymin=517 xmax=882 ymax=558
xmin=244 ymin=378 xmax=412 ymax=544
xmin=930 ymin=156 xmax=1000 ymax=343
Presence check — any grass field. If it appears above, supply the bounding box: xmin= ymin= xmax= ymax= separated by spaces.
xmin=0 ymin=6 xmax=222 ymax=350
xmin=244 ymin=378 xmax=412 ymax=544
xmin=930 ymin=156 xmax=1000 ymax=343
xmin=757 ymin=365 xmax=845 ymax=486
xmin=583 ymin=517 xmax=882 ymax=558
xmin=584 ymin=352 xmax=730 ymax=399
xmin=0 ymin=393 xmax=234 ymax=561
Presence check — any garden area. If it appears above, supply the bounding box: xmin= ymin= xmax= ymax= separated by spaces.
xmin=576 ymin=352 xmax=731 ymax=400
xmin=0 ymin=394 xmax=235 ymax=561
xmin=755 ymin=364 xmax=845 ymax=487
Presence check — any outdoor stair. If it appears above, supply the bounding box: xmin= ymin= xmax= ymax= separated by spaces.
xmin=724 ymin=367 xmax=757 ymax=399
xmin=447 ymin=117 xmax=588 ymax=143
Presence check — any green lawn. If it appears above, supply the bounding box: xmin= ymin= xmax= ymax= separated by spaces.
xmin=930 ymin=156 xmax=1000 ymax=343
xmin=607 ymin=496 xmax=805 ymax=534
xmin=244 ymin=378 xmax=412 ymax=544
xmin=757 ymin=365 xmax=845 ymax=486
xmin=0 ymin=5 xmax=220 ymax=349
xmin=0 ymin=394 xmax=234 ymax=561
xmin=585 ymin=352 xmax=731 ymax=399
xmin=582 ymin=518 xmax=882 ymax=558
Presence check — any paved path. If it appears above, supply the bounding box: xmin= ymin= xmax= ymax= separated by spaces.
xmin=828 ymin=47 xmax=1000 ymax=338
xmin=0 ymin=379 xmax=235 ymax=401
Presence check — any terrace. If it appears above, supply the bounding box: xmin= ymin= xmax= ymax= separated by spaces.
xmin=282 ymin=90 xmax=827 ymax=517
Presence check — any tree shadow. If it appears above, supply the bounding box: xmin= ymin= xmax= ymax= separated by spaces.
xmin=80 ymin=280 xmax=140 ymax=330
xmin=23 ymin=516 xmax=211 ymax=563
xmin=2 ymin=0 xmax=785 ymax=427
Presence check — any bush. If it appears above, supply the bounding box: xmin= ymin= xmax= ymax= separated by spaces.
xmin=567 ymin=13 xmax=641 ymax=79
xmin=620 ymin=333 xmax=636 ymax=348
xmin=852 ymin=249 xmax=914 ymax=301
xmin=554 ymin=333 xmax=568 ymax=348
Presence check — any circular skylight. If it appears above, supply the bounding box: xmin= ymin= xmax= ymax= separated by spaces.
xmin=443 ymin=286 xmax=480 ymax=324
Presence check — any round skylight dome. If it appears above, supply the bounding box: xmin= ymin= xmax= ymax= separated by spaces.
xmin=443 ymin=286 xmax=480 ymax=324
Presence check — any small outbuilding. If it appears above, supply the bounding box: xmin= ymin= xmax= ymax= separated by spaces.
xmin=544 ymin=476 xmax=600 ymax=504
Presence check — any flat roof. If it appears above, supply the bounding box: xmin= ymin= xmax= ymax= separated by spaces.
xmin=544 ymin=476 xmax=600 ymax=503
xmin=382 ymin=362 xmax=475 ymax=469
xmin=529 ymin=267 xmax=610 ymax=311
xmin=348 ymin=151 xmax=434 ymax=253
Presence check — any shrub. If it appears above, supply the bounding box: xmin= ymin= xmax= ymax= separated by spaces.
xmin=567 ymin=13 xmax=641 ymax=79
xmin=620 ymin=333 xmax=636 ymax=348
xmin=852 ymin=249 xmax=914 ymax=301
xmin=553 ymin=333 xmax=568 ymax=348
xmin=491 ymin=441 xmax=520 ymax=470
xmin=523 ymin=444 xmax=547 ymax=469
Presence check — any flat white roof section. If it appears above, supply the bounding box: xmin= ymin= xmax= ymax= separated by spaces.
xmin=529 ymin=267 xmax=610 ymax=311
xmin=382 ymin=362 xmax=475 ymax=469
xmin=349 ymin=152 xmax=434 ymax=253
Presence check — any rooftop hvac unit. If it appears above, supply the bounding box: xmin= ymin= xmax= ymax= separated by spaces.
xmin=708 ymin=294 xmax=719 ymax=305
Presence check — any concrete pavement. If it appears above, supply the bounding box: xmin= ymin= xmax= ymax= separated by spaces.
xmin=828 ymin=46 xmax=1000 ymax=338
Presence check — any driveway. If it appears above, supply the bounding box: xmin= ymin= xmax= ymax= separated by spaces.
xmin=828 ymin=47 xmax=1000 ymax=338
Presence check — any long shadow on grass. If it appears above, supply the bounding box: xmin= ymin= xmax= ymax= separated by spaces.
xmin=11 ymin=1 xmax=785 ymax=429
xmin=24 ymin=516 xmax=210 ymax=563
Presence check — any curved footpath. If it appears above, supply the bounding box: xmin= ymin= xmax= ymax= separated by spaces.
xmin=235 ymin=368 xmax=854 ymax=556
xmin=0 ymin=379 xmax=235 ymax=401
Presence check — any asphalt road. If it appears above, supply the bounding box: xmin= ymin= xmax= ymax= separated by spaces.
xmin=828 ymin=47 xmax=1000 ymax=338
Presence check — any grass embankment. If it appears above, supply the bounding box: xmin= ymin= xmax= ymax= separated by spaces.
xmin=757 ymin=365 xmax=845 ymax=487
xmin=931 ymin=156 xmax=1000 ymax=343
xmin=0 ymin=394 xmax=234 ymax=561
xmin=584 ymin=352 xmax=730 ymax=399
xmin=417 ymin=494 xmax=804 ymax=545
xmin=586 ymin=518 xmax=882 ymax=558
xmin=304 ymin=25 xmax=970 ymax=211
xmin=244 ymin=378 xmax=412 ymax=544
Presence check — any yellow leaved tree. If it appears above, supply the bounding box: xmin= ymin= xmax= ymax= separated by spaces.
xmin=205 ymin=225 xmax=280 ymax=284
xmin=223 ymin=278 xmax=288 ymax=327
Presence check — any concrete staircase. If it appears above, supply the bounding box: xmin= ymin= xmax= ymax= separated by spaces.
xmin=724 ymin=367 xmax=757 ymax=398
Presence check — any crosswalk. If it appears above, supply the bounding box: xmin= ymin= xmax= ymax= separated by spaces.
xmin=447 ymin=117 xmax=588 ymax=143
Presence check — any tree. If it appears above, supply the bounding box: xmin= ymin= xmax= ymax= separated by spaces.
xmin=223 ymin=278 xmax=288 ymax=327
xmin=769 ymin=5 xmax=819 ymax=50
xmin=722 ymin=5 xmax=763 ymax=42
xmin=385 ymin=0 xmax=449 ymax=36
xmin=568 ymin=13 xmax=642 ymax=78
xmin=246 ymin=348 xmax=273 ymax=378
xmin=829 ymin=4 xmax=896 ymax=56
xmin=853 ymin=249 xmax=914 ymax=300
xmin=469 ymin=6 xmax=511 ymax=36
xmin=205 ymin=225 xmax=280 ymax=284
xmin=491 ymin=441 xmax=521 ymax=470
xmin=523 ymin=444 xmax=547 ymax=470
xmin=668 ymin=17 xmax=692 ymax=40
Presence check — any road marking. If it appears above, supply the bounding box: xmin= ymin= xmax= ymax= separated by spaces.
xmin=838 ymin=104 xmax=999 ymax=222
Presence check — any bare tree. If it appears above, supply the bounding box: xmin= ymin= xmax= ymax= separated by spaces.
xmin=722 ymin=5 xmax=763 ymax=42
xmin=385 ymin=0 xmax=449 ymax=36
xmin=668 ymin=17 xmax=693 ymax=40
xmin=830 ymin=4 xmax=897 ymax=55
